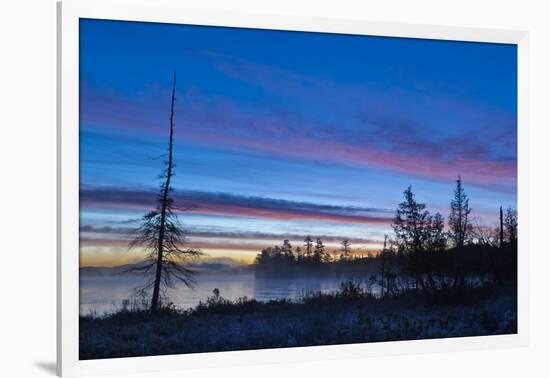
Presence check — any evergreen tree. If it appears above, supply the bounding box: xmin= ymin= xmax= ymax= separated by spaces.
xmin=392 ymin=186 xmax=430 ymax=254
xmin=282 ymin=239 xmax=294 ymax=261
xmin=392 ymin=186 xmax=431 ymax=289
xmin=304 ymin=236 xmax=313 ymax=260
xmin=313 ymin=238 xmax=325 ymax=263
xmin=427 ymin=213 xmax=447 ymax=252
xmin=129 ymin=72 xmax=202 ymax=311
xmin=340 ymin=239 xmax=351 ymax=260
xmin=448 ymin=176 xmax=472 ymax=248
xmin=379 ymin=235 xmax=397 ymax=297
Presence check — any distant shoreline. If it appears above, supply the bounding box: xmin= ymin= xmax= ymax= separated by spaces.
xmin=79 ymin=261 xmax=255 ymax=276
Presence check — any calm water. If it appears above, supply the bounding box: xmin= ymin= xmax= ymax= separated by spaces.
xmin=79 ymin=271 xmax=376 ymax=315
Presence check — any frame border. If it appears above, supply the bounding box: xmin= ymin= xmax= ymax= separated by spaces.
xmin=57 ymin=1 xmax=530 ymax=376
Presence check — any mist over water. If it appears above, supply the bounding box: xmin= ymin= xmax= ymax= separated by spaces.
xmin=79 ymin=271 xmax=377 ymax=315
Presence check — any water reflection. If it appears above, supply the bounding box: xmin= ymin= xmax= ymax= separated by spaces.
xmin=79 ymin=271 xmax=377 ymax=315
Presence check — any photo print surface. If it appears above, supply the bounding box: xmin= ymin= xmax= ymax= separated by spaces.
xmin=79 ymin=19 xmax=518 ymax=359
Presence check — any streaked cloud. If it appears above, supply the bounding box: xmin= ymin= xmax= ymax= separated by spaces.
xmin=80 ymin=187 xmax=393 ymax=225
xmin=81 ymin=77 xmax=517 ymax=192
xmin=79 ymin=20 xmax=518 ymax=267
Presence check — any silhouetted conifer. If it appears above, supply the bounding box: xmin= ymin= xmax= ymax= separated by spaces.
xmin=129 ymin=72 xmax=202 ymax=311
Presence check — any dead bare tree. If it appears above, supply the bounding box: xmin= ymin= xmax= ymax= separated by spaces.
xmin=129 ymin=71 xmax=202 ymax=312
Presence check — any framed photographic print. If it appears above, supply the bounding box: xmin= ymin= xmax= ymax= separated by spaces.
xmin=57 ymin=0 xmax=529 ymax=376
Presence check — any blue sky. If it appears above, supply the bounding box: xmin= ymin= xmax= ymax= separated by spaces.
xmin=79 ymin=19 xmax=517 ymax=266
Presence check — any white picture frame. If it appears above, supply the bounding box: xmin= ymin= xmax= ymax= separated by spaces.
xmin=57 ymin=0 xmax=530 ymax=376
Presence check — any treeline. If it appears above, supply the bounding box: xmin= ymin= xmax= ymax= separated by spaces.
xmin=254 ymin=236 xmax=373 ymax=276
xmin=254 ymin=177 xmax=518 ymax=293
xmin=255 ymin=237 xmax=348 ymax=265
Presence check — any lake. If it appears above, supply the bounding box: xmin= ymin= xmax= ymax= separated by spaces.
xmin=79 ymin=271 xmax=378 ymax=315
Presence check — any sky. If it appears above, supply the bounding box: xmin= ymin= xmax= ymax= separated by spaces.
xmin=79 ymin=19 xmax=518 ymax=267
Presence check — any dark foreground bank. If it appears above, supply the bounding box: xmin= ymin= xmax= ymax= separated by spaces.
xmin=80 ymin=284 xmax=517 ymax=360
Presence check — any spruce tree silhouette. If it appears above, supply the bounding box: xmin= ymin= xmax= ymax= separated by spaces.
xmin=449 ymin=176 xmax=473 ymax=248
xmin=129 ymin=71 xmax=202 ymax=312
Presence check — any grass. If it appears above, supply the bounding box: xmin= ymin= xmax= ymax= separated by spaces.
xmin=79 ymin=282 xmax=517 ymax=360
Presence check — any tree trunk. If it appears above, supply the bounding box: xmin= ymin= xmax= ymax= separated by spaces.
xmin=151 ymin=71 xmax=177 ymax=312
